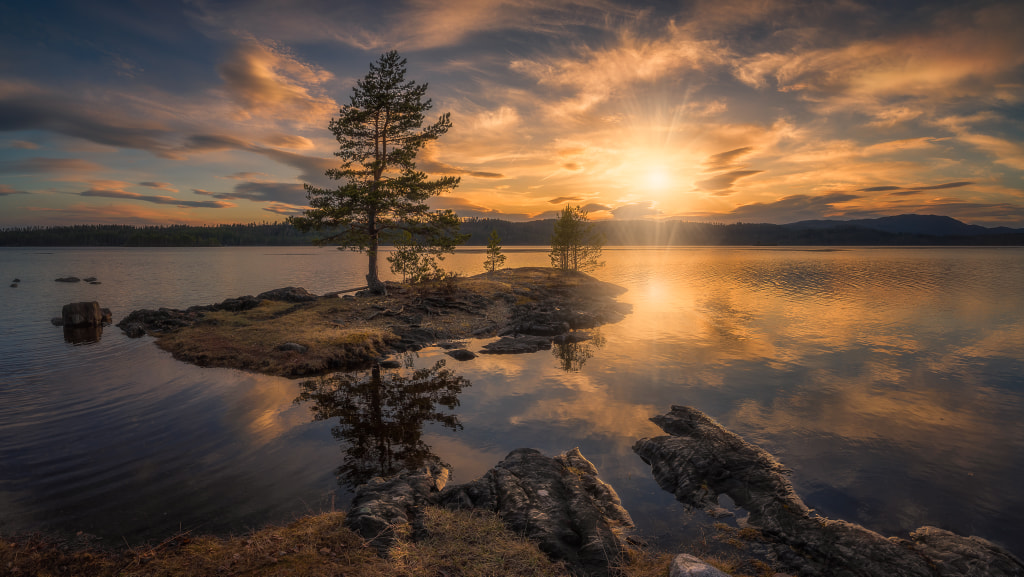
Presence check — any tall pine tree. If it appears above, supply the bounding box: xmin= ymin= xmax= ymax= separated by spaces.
xmin=289 ymin=51 xmax=465 ymax=293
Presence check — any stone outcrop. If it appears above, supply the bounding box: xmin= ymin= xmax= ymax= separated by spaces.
xmin=256 ymin=286 xmax=318 ymax=302
xmin=670 ymin=554 xmax=730 ymax=577
xmin=117 ymin=291 xmax=294 ymax=336
xmin=634 ymin=405 xmax=1024 ymax=577
xmin=60 ymin=302 xmax=112 ymax=327
xmin=344 ymin=448 xmax=634 ymax=577
xmin=445 ymin=348 xmax=477 ymax=361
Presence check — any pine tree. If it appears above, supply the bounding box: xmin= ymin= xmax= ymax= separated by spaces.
xmin=549 ymin=205 xmax=604 ymax=272
xmin=289 ymin=51 xmax=465 ymax=293
xmin=483 ymin=229 xmax=506 ymax=273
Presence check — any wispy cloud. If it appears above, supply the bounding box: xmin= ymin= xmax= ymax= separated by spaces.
xmin=80 ymin=186 xmax=235 ymax=208
xmin=0 ymin=184 xmax=30 ymax=196
xmin=0 ymin=157 xmax=102 ymax=174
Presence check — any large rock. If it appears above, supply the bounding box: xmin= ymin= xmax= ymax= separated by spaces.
xmin=438 ymin=448 xmax=634 ymax=577
xmin=634 ymin=406 xmax=1024 ymax=577
xmin=61 ymin=302 xmax=109 ymax=327
xmin=345 ymin=460 xmax=450 ymax=553
xmin=343 ymin=448 xmax=634 ymax=577
xmin=670 ymin=554 xmax=730 ymax=577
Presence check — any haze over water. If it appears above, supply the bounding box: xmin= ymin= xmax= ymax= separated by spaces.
xmin=1 ymin=246 xmax=1022 ymax=556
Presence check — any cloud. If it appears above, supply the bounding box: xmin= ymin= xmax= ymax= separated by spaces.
xmin=195 ymin=181 xmax=308 ymax=206
xmin=139 ymin=181 xmax=179 ymax=192
xmin=0 ymin=157 xmax=102 ymax=174
xmin=218 ymin=38 xmax=336 ymax=125
xmin=695 ymin=170 xmax=763 ymax=195
xmin=510 ymin=24 xmax=726 ymax=117
xmin=80 ymin=187 xmax=234 ymax=208
xmin=428 ymin=195 xmax=537 ymax=221
xmin=0 ymin=184 xmax=30 ymax=195
xmin=0 ymin=89 xmax=172 ymax=154
xmin=727 ymin=193 xmax=860 ymax=223
xmin=611 ymin=201 xmax=662 ymax=219
xmin=261 ymin=202 xmax=308 ymax=216
xmin=10 ymin=140 xmax=39 ymax=149
xmin=703 ymin=146 xmax=753 ymax=170
xmin=548 ymin=196 xmax=582 ymax=204
xmin=858 ymin=181 xmax=975 ymax=193
xmin=582 ymin=203 xmax=611 ymax=213
xmin=417 ymin=157 xmax=506 ymax=179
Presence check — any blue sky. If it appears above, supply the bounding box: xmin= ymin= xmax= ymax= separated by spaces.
xmin=1 ymin=0 xmax=1022 ymax=226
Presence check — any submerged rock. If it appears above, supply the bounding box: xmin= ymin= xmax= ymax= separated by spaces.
xmin=633 ymin=405 xmax=1024 ymax=577
xmin=445 ymin=348 xmax=476 ymax=361
xmin=478 ymin=335 xmax=552 ymax=354
xmin=55 ymin=276 xmax=80 ymax=283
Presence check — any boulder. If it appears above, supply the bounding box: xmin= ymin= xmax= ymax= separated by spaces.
xmin=61 ymin=301 xmax=107 ymax=327
xmin=256 ymin=286 xmax=318 ymax=302
xmin=445 ymin=349 xmax=477 ymax=361
xmin=343 ymin=448 xmax=634 ymax=577
xmin=437 ymin=448 xmax=634 ymax=577
xmin=122 ymin=322 xmax=147 ymax=338
xmin=634 ymin=406 xmax=1024 ymax=577
xmin=670 ymin=554 xmax=730 ymax=577
xmin=277 ymin=342 xmax=308 ymax=353
xmin=478 ymin=335 xmax=552 ymax=354
xmin=83 ymin=277 xmax=97 ymax=282
xmin=345 ymin=460 xmax=450 ymax=553
xmin=55 ymin=276 xmax=80 ymax=283
xmin=10 ymin=283 xmax=17 ymax=288
xmin=12 ymin=278 xmax=20 ymax=283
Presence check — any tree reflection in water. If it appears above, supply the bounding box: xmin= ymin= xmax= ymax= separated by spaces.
xmin=552 ymin=330 xmax=606 ymax=373
xmin=295 ymin=359 xmax=470 ymax=490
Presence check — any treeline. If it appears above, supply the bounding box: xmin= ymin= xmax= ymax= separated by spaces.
xmin=2 ymin=219 xmax=1023 ymax=247
xmin=0 ymin=223 xmax=331 ymax=247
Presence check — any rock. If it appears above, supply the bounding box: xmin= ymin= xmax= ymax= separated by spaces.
xmin=344 ymin=460 xmax=451 ymax=553
xmin=12 ymin=278 xmax=19 ymax=282
xmin=478 ymin=335 xmax=552 ymax=354
xmin=377 ymin=358 xmax=402 ymax=369
xmin=100 ymin=308 xmax=113 ymax=324
xmin=670 ymin=554 xmax=730 ymax=577
xmin=634 ymin=406 xmax=1024 ymax=577
xmin=277 ymin=342 xmax=308 ymax=353
xmin=256 ymin=286 xmax=318 ymax=302
xmin=553 ymin=331 xmax=591 ymax=344
xmin=122 ymin=322 xmax=147 ymax=338
xmin=211 ymin=295 xmax=261 ymax=312
xmin=89 ymin=281 xmax=101 ymax=285
xmin=83 ymin=277 xmax=97 ymax=282
xmin=51 ymin=317 xmax=63 ymax=326
xmin=55 ymin=276 xmax=80 ymax=283
xmin=445 ymin=349 xmax=476 ymax=361
xmin=10 ymin=283 xmax=17 ymax=288
xmin=61 ymin=302 xmax=106 ymax=327
xmin=437 ymin=448 xmax=634 ymax=577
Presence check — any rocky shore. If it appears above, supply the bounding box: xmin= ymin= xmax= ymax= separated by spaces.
xmin=116 ymin=267 xmax=631 ymax=377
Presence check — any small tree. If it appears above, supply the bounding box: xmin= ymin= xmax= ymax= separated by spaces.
xmin=483 ymin=229 xmax=506 ymax=273
xmin=549 ymin=205 xmax=604 ymax=272
xmin=288 ymin=51 xmax=465 ymax=293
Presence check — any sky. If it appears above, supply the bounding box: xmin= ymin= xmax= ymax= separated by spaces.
xmin=1 ymin=0 xmax=1022 ymax=227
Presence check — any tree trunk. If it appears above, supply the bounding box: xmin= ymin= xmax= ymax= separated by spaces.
xmin=366 ymin=218 xmax=387 ymax=295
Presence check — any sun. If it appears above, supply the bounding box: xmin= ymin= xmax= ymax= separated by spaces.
xmin=643 ymin=165 xmax=673 ymax=192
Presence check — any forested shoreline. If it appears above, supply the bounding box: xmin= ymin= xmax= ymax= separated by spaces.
xmin=2 ymin=218 xmax=1023 ymax=247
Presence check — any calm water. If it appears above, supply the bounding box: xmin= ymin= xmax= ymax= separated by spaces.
xmin=1 ymin=246 xmax=1022 ymax=556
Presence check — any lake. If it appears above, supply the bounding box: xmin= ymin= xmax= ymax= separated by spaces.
xmin=1 ymin=246 xmax=1022 ymax=557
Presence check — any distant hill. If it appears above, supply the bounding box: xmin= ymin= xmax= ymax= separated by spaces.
xmin=2 ymin=215 xmax=1022 ymax=247
xmin=785 ymin=214 xmax=1024 ymax=237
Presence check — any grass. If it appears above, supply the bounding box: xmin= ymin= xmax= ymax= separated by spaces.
xmin=0 ymin=508 xmax=692 ymax=577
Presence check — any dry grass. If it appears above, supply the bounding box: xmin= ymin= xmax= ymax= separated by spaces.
xmin=0 ymin=508 xmax=687 ymax=577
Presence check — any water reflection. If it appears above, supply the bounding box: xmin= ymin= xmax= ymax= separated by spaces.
xmin=63 ymin=324 xmax=102 ymax=344
xmin=552 ymin=330 xmax=606 ymax=373
xmin=294 ymin=360 xmax=470 ymax=490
